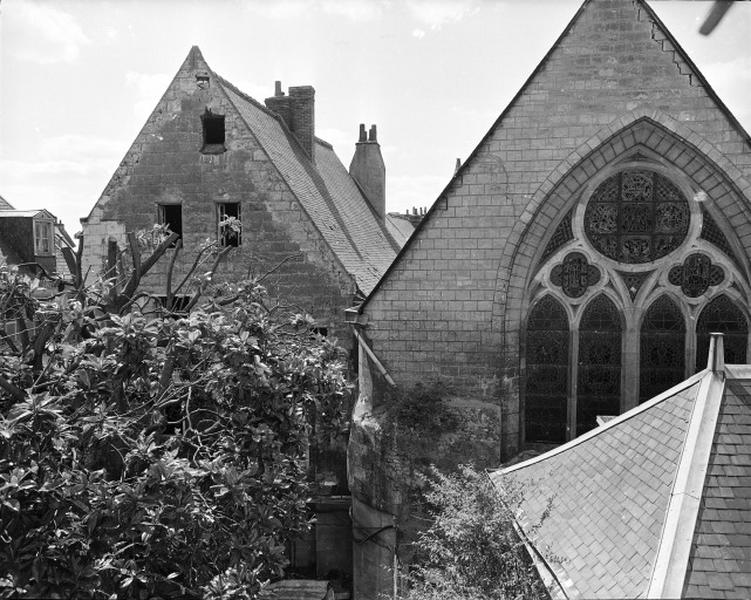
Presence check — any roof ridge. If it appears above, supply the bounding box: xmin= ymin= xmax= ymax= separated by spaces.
xmin=356 ymin=0 xmax=592 ymax=314
xmin=314 ymin=136 xmax=333 ymax=150
xmin=502 ymin=368 xmax=708 ymax=474
xmin=214 ymin=73 xmax=279 ymax=119
xmin=647 ymin=368 xmax=725 ymax=597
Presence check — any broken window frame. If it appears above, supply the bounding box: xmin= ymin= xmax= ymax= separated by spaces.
xmin=158 ymin=204 xmax=183 ymax=248
xmin=217 ymin=202 xmax=241 ymax=247
xmin=33 ymin=219 xmax=54 ymax=256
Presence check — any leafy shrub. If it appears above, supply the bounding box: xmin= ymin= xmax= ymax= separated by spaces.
xmin=398 ymin=465 xmax=549 ymax=600
xmin=0 ymin=260 xmax=348 ymax=599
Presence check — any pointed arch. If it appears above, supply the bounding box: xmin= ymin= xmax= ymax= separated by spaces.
xmin=696 ymin=295 xmax=748 ymax=369
xmin=525 ymin=295 xmax=569 ymax=444
xmin=640 ymin=295 xmax=686 ymax=403
xmin=577 ymin=294 xmax=622 ymax=435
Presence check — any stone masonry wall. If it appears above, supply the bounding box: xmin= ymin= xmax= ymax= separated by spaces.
xmin=82 ymin=49 xmax=356 ymax=342
xmin=359 ymin=0 xmax=751 ymax=462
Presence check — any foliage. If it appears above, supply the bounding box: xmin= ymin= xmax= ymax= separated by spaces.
xmin=0 ymin=231 xmax=349 ymax=599
xmin=398 ymin=465 xmax=549 ymax=600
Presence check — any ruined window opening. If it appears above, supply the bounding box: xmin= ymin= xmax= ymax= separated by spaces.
xmin=218 ymin=202 xmax=241 ymax=247
xmin=34 ymin=220 xmax=54 ymax=255
xmin=311 ymin=326 xmax=328 ymax=337
xmin=201 ymin=109 xmax=225 ymax=153
xmin=158 ymin=204 xmax=183 ymax=248
xmin=196 ymin=73 xmax=210 ymax=88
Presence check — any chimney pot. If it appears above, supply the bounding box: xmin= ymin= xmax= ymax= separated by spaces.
xmin=275 ymin=81 xmax=283 ymax=96
xmin=368 ymin=125 xmax=377 ymax=142
xmin=455 ymin=158 xmax=462 ymax=174
xmin=359 ymin=124 xmax=367 ymax=143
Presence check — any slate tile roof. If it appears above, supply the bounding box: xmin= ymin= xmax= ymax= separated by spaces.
xmin=385 ymin=214 xmax=415 ymax=248
xmin=495 ymin=339 xmax=751 ymax=599
xmin=0 ymin=195 xmax=14 ymax=210
xmin=495 ymin=380 xmax=699 ymax=598
xmin=217 ymin=76 xmax=398 ymax=295
xmin=683 ymin=379 xmax=751 ymax=599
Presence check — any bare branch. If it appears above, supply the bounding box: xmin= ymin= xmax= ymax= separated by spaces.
xmin=257 ymin=252 xmax=303 ymax=284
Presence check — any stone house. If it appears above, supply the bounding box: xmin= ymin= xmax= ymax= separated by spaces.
xmin=348 ymin=0 xmax=751 ymax=596
xmin=81 ymin=46 xmax=408 ymax=342
xmin=0 ymin=195 xmax=74 ymax=279
xmin=80 ymin=46 xmax=416 ymax=588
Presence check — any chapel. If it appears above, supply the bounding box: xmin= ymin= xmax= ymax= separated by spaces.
xmin=347 ymin=0 xmax=751 ymax=597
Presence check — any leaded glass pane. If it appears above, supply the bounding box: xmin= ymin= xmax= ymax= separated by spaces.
xmin=577 ymin=295 xmax=621 ymax=435
xmin=584 ymin=170 xmax=690 ymax=264
xmin=525 ymin=296 xmax=569 ymax=444
xmin=640 ymin=296 xmax=685 ymax=403
xmin=696 ymin=295 xmax=748 ymax=370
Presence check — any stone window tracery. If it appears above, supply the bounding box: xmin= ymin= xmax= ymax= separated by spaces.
xmin=584 ymin=169 xmax=689 ymax=264
xmin=550 ymin=252 xmax=600 ymax=298
xmin=527 ymin=162 xmax=749 ymax=448
xmin=668 ymin=253 xmax=724 ymax=298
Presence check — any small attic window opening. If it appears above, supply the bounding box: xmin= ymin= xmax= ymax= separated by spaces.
xmin=195 ymin=73 xmax=210 ymax=88
xmin=201 ymin=109 xmax=225 ymax=154
xmin=158 ymin=204 xmax=183 ymax=248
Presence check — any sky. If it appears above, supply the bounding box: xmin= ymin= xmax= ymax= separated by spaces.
xmin=0 ymin=0 xmax=750 ymax=237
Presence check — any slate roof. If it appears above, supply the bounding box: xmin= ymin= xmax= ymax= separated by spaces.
xmin=216 ymin=73 xmax=398 ymax=295
xmin=493 ymin=334 xmax=751 ymax=599
xmin=0 ymin=195 xmax=14 ymax=210
xmin=385 ymin=214 xmax=415 ymax=248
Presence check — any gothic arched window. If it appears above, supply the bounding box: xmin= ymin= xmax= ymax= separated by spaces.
xmin=696 ymin=295 xmax=748 ymax=369
xmin=640 ymin=296 xmax=685 ymax=403
xmin=577 ymin=295 xmax=621 ymax=435
xmin=525 ymin=296 xmax=569 ymax=444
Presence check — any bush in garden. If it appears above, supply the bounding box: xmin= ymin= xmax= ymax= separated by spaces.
xmin=0 ymin=228 xmax=348 ymax=599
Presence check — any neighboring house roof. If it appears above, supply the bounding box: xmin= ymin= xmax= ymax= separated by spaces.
xmin=385 ymin=214 xmax=415 ymax=247
xmin=0 ymin=209 xmax=55 ymax=219
xmin=216 ymin=72 xmax=399 ymax=295
xmin=0 ymin=195 xmax=14 ymax=210
xmin=493 ymin=334 xmax=751 ymax=599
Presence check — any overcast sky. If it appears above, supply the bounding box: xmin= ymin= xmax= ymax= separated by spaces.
xmin=1 ymin=0 xmax=750 ymax=237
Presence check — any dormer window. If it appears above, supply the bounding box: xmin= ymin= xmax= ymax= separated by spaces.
xmin=34 ymin=220 xmax=54 ymax=255
xmin=201 ymin=108 xmax=225 ymax=154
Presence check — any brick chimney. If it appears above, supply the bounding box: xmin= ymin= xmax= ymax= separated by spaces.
xmin=349 ymin=124 xmax=385 ymax=220
xmin=265 ymin=82 xmax=315 ymax=159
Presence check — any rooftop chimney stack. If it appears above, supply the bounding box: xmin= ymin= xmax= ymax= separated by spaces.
xmin=349 ymin=123 xmax=386 ymax=220
xmin=265 ymin=82 xmax=316 ymax=159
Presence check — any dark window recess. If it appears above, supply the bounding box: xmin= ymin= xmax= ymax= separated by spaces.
xmin=525 ymin=296 xmax=569 ymax=444
xmin=311 ymin=326 xmax=328 ymax=337
xmin=577 ymin=295 xmax=621 ymax=436
xmin=218 ymin=203 xmax=241 ymax=247
xmin=201 ymin=109 xmax=225 ymax=153
xmin=158 ymin=295 xmax=192 ymax=314
xmin=195 ymin=74 xmax=210 ymax=88
xmin=159 ymin=204 xmax=182 ymax=247
xmin=640 ymin=296 xmax=685 ymax=403
xmin=696 ymin=295 xmax=748 ymax=370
